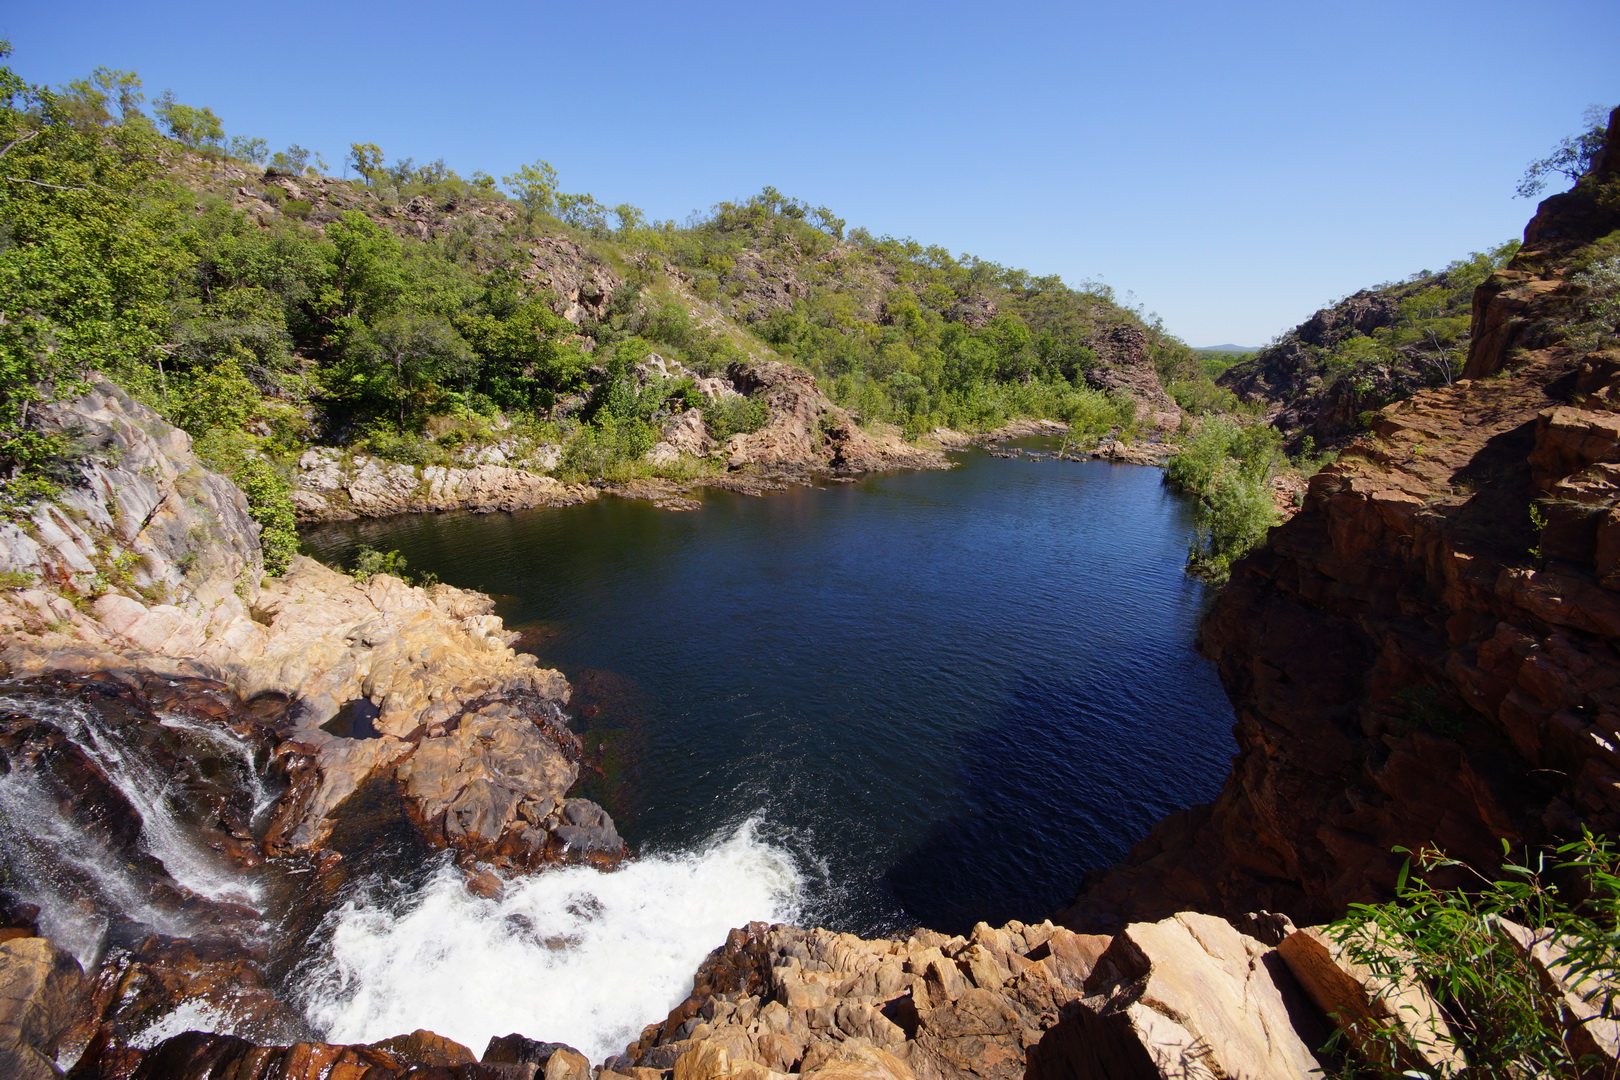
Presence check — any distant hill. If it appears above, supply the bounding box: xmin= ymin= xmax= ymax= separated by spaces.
xmin=1193 ymin=344 xmax=1260 ymax=354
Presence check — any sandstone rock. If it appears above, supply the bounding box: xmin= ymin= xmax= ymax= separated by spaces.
xmin=291 ymin=450 xmax=598 ymax=522
xmin=722 ymin=362 xmax=947 ymax=475
xmin=1495 ymin=917 xmax=1620 ymax=1074
xmin=675 ymin=1039 xmax=732 ymax=1080
xmin=1059 ymin=913 xmax=1323 ymax=1080
xmin=1081 ymin=325 xmax=1181 ymax=432
xmin=799 ymin=1039 xmax=914 ymax=1080
xmin=0 ymin=936 xmax=84 ymax=1079
xmin=1276 ymin=925 xmax=1462 ymax=1075
xmin=655 ymin=409 xmax=719 ymax=460
xmin=0 ymin=380 xmax=266 ymax=676
xmin=546 ymin=1046 xmax=592 ymax=1080
xmin=625 ymin=920 xmax=1128 ymax=1080
xmin=369 ymin=1028 xmax=478 ymax=1065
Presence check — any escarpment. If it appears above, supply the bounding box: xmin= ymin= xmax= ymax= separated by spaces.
xmin=1064 ymin=106 xmax=1620 ymax=931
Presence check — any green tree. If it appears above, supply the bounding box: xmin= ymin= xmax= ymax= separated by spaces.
xmin=154 ymin=90 xmax=224 ymax=153
xmin=0 ymin=44 xmax=191 ymax=509
xmin=348 ymin=141 xmax=384 ymax=185
xmin=502 ymin=158 xmax=559 ymax=220
xmin=57 ymin=67 xmax=146 ymax=127
xmin=321 ymin=211 xmax=405 ymax=329
xmin=1518 ymin=105 xmax=1611 ymax=198
xmin=228 ymin=135 xmax=268 ymax=164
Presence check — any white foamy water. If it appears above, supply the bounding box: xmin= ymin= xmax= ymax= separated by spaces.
xmin=299 ymin=818 xmax=802 ymax=1063
xmin=129 ymin=998 xmax=242 ymax=1050
xmin=0 ymin=694 xmax=262 ymax=911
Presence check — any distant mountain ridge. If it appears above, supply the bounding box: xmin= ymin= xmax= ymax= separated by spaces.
xmin=1192 ymin=344 xmax=1259 ymax=353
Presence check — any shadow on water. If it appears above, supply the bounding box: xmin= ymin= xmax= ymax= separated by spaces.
xmin=564 ymin=669 xmax=660 ymax=832
xmin=881 ymin=670 xmax=1221 ymax=935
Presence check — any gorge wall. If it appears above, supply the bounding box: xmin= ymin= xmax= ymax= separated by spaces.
xmin=1063 ymin=105 xmax=1620 ymax=931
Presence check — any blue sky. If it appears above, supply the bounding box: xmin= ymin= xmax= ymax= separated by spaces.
xmin=5 ymin=1 xmax=1617 ymax=346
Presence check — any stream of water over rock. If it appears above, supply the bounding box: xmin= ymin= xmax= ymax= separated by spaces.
xmin=2 ymin=443 xmax=1237 ymax=1062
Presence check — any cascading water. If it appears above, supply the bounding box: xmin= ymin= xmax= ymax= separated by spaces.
xmin=299 ymin=819 xmax=803 ymax=1062
xmin=0 ymin=692 xmax=263 ymax=914
xmin=157 ymin=711 xmax=280 ymax=826
xmin=0 ymin=683 xmax=805 ymax=1063
xmin=0 ymin=762 xmax=193 ymax=965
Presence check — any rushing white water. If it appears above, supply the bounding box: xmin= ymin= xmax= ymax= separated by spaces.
xmin=0 ymin=769 xmax=192 ymax=965
xmin=0 ymin=694 xmax=263 ymax=910
xmin=299 ymin=818 xmax=803 ymax=1063
xmin=128 ymin=999 xmax=244 ymax=1050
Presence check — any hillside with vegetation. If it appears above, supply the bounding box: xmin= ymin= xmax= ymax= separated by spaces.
xmin=0 ymin=46 xmax=1213 ymax=575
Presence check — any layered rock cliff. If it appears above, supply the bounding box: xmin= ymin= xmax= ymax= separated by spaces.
xmin=1063 ymin=106 xmax=1620 ymax=930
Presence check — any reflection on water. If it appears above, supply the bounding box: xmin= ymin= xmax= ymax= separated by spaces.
xmin=303 ymin=444 xmax=1235 ymax=936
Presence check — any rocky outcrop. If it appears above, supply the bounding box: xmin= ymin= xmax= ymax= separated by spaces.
xmin=1064 ymin=106 xmax=1620 ymax=931
xmin=1081 ymin=325 xmax=1181 ymax=432
xmin=724 ymin=362 xmax=948 ymax=474
xmin=1221 ymin=270 xmax=1478 ymax=448
xmin=292 ymin=449 xmax=597 ymax=522
xmin=211 ymin=163 xmax=622 ymax=331
xmin=0 ymin=380 xmax=265 ymax=673
xmin=600 ymin=911 xmax=1457 ymax=1080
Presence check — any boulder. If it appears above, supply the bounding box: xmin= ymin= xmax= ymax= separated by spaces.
xmin=0 ymin=936 xmax=83 ymax=1080
xmin=1056 ymin=913 xmax=1323 ymax=1080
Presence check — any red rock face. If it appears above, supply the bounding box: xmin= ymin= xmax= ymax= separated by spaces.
xmin=1064 ymin=107 xmax=1620 ymax=932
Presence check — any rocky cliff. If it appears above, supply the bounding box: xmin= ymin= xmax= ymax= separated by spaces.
xmin=1063 ymin=106 xmax=1620 ymax=931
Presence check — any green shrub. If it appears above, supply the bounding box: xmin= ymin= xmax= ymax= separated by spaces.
xmin=1326 ymin=834 xmax=1620 ymax=1079
xmin=702 ymin=395 xmax=768 ymax=442
xmin=192 ymin=429 xmax=298 ymax=576
xmin=1188 ymin=472 xmax=1277 ymax=581
xmin=561 ymin=416 xmax=658 ymax=480
xmin=1166 ymin=418 xmax=1288 ymax=582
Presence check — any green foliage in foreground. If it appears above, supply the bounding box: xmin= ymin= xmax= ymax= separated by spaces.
xmin=1327 ymin=834 xmax=1620 ymax=1079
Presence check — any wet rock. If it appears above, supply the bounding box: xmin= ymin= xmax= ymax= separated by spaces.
xmin=370 ymin=1028 xmax=479 ymax=1065
xmin=79 ymin=929 xmax=307 ymax=1050
xmin=105 ymin=1027 xmax=537 ymax=1079
xmin=0 ymin=936 xmax=84 ymax=1080
xmin=483 ymin=1034 xmax=581 ymax=1068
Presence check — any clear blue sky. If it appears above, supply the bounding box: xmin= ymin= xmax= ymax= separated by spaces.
xmin=5 ymin=1 xmax=1617 ymax=347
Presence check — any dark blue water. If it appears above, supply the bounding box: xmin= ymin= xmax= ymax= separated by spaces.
xmin=300 ymin=444 xmax=1235 ymax=936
